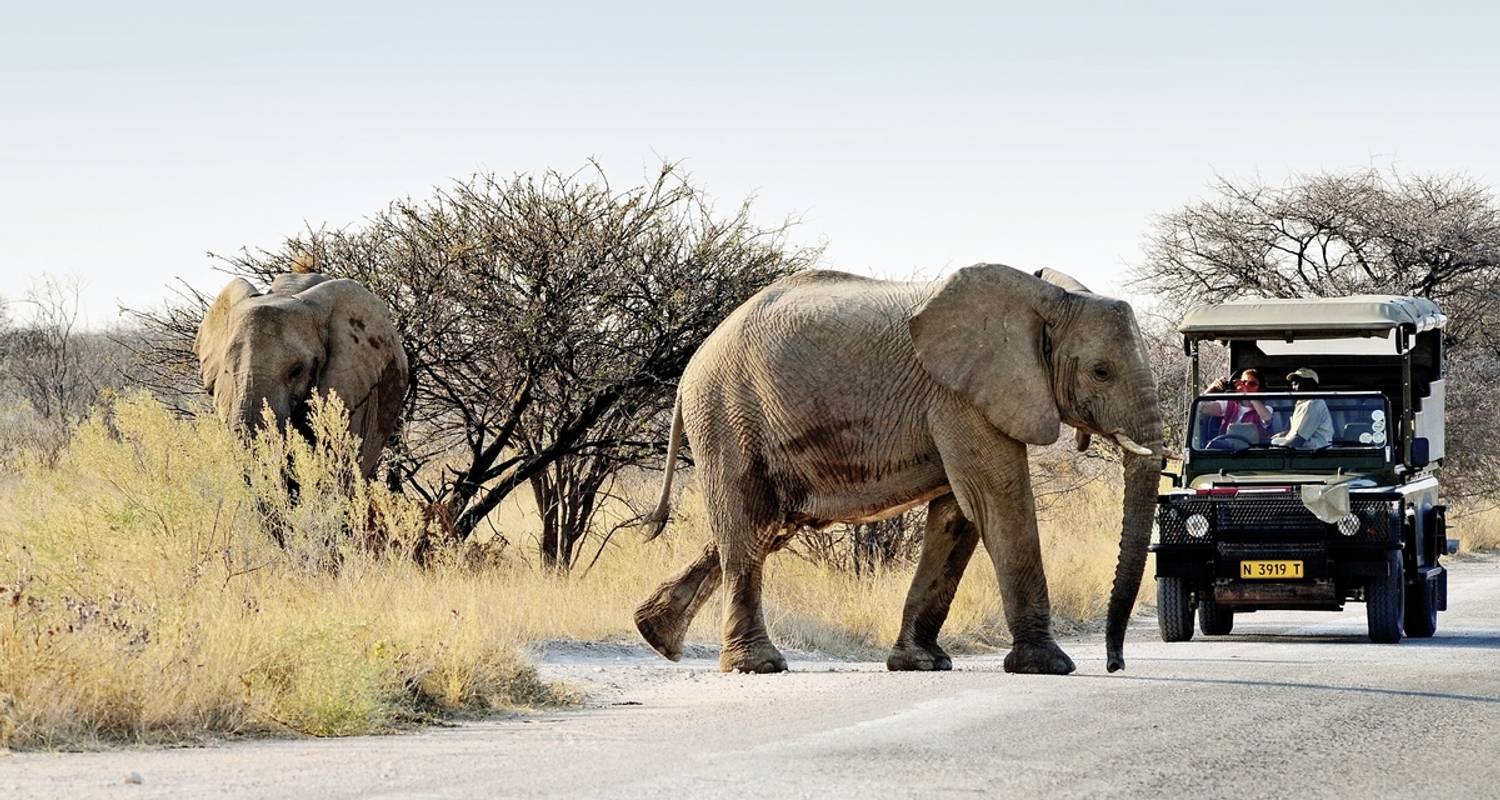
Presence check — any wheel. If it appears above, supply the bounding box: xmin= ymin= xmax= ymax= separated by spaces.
xmin=1403 ymin=574 xmax=1438 ymax=638
xmin=1198 ymin=597 xmax=1235 ymax=635
xmin=1366 ymin=552 xmax=1404 ymax=644
xmin=1157 ymin=577 xmax=1195 ymax=642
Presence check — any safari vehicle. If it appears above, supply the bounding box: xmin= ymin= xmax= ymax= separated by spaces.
xmin=1153 ymin=296 xmax=1452 ymax=643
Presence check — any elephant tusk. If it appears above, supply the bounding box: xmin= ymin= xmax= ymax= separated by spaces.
xmin=1112 ymin=431 xmax=1155 ymax=457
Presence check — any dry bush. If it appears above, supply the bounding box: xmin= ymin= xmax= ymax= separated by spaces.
xmin=0 ymin=279 xmax=135 ymax=462
xmin=790 ymin=513 xmax=927 ymax=576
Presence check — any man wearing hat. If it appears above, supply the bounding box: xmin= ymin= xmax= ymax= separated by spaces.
xmin=1271 ymin=367 xmax=1333 ymax=449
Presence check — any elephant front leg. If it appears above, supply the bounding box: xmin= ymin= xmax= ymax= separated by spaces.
xmin=888 ymin=494 xmax=979 ymax=671
xmin=982 ymin=469 xmax=1075 ymax=675
xmin=634 ymin=539 xmax=722 ymax=661
xmin=932 ymin=412 xmax=1075 ymax=675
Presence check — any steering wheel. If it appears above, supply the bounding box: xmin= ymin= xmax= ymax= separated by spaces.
xmin=1205 ymin=434 xmax=1252 ymax=453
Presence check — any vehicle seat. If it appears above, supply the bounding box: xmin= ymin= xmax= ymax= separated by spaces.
xmin=1342 ymin=422 xmax=1374 ymax=444
xmin=1226 ymin=422 xmax=1261 ymax=443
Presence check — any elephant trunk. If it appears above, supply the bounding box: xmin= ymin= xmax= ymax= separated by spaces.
xmin=233 ymin=383 xmax=291 ymax=440
xmin=1105 ymin=419 xmax=1163 ymax=673
xmin=232 ymin=397 xmax=262 ymax=439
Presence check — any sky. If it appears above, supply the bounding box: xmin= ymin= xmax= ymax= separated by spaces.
xmin=2 ymin=1 xmax=1497 ymax=327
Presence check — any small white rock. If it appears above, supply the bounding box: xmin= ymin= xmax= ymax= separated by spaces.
xmin=124 ymin=772 xmax=143 ymax=785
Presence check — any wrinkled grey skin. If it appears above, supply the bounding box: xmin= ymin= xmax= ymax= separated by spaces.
xmin=634 ymin=264 xmax=1163 ymax=675
xmin=194 ymin=273 xmax=409 ymax=479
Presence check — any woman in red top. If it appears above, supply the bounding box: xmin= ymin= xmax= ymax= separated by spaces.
xmin=1204 ymin=369 xmax=1272 ymax=443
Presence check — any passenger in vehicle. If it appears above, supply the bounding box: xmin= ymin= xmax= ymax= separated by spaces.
xmin=1271 ymin=367 xmax=1333 ymax=449
xmin=1201 ymin=368 xmax=1272 ymax=443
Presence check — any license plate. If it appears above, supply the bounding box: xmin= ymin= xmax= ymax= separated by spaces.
xmin=1240 ymin=560 xmax=1304 ymax=579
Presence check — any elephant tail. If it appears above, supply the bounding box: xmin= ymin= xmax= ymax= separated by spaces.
xmin=640 ymin=393 xmax=684 ymax=541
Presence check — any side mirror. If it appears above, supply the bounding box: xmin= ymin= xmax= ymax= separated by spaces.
xmin=1410 ymin=437 xmax=1431 ymax=469
xmin=1159 ymin=455 xmax=1183 ymax=488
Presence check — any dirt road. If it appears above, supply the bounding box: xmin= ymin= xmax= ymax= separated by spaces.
xmin=6 ymin=556 xmax=1499 ymax=799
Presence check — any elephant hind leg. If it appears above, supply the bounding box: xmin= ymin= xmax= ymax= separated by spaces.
xmin=719 ymin=542 xmax=787 ymax=674
xmin=888 ymin=493 xmax=979 ymax=671
xmin=710 ymin=486 xmax=788 ymax=673
xmin=635 ymin=540 xmax=723 ymax=661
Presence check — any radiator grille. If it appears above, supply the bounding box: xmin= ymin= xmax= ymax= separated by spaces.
xmin=1158 ymin=495 xmax=1395 ymax=544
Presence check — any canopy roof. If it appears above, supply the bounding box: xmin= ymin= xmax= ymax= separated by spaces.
xmin=1179 ymin=295 xmax=1446 ymax=340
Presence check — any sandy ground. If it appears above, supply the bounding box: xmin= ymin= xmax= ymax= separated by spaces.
xmin=5 ymin=555 xmax=1499 ymax=799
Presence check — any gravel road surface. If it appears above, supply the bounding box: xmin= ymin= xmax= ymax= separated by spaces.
xmin=6 ymin=555 xmax=1498 ymax=799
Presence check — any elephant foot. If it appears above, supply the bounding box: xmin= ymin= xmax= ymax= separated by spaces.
xmin=634 ymin=594 xmax=688 ymax=662
xmin=720 ymin=640 xmax=788 ymax=674
xmin=886 ymin=642 xmax=953 ymax=672
xmin=1003 ymin=639 xmax=1076 ymax=675
xmin=634 ymin=548 xmax=722 ymax=662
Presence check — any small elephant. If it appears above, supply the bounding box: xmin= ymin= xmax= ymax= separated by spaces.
xmin=195 ymin=273 xmax=408 ymax=479
xmin=634 ymin=264 xmax=1162 ymax=675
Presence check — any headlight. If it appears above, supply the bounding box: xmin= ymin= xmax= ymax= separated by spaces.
xmin=1337 ymin=513 xmax=1360 ymax=537
xmin=1185 ymin=514 xmax=1210 ymax=539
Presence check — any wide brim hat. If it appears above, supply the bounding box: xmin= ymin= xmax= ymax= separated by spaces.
xmin=1286 ymin=367 xmax=1320 ymax=383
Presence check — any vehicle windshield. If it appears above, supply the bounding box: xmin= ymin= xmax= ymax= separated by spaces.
xmin=1188 ymin=392 xmax=1390 ymax=453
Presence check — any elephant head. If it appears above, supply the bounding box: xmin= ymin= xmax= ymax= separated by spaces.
xmin=194 ymin=273 xmax=409 ymax=479
xmin=908 ymin=264 xmax=1163 ymax=671
xmin=1034 ymin=268 xmax=1102 ymax=453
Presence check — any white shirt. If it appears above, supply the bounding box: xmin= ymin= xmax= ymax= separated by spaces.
xmin=1272 ymin=399 xmax=1334 ymax=449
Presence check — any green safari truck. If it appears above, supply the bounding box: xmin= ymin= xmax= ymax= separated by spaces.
xmin=1154 ymin=296 xmax=1452 ymax=643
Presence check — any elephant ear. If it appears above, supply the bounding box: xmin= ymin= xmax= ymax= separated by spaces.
xmin=194 ymin=278 xmax=260 ymax=397
xmin=297 ymin=278 xmax=409 ymax=477
xmin=1033 ymin=269 xmax=1095 ymax=452
xmin=909 ymin=264 xmax=1064 ymax=446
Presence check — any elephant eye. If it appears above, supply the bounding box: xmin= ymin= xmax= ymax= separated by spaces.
xmin=289 ymin=362 xmax=305 ymax=380
xmin=1092 ymin=362 xmax=1113 ymax=382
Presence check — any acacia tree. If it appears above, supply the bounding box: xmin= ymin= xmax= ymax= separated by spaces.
xmin=1135 ymin=168 xmax=1500 ymax=496
xmin=1140 ymin=170 xmax=1500 ymax=341
xmin=134 ymin=163 xmax=818 ymax=559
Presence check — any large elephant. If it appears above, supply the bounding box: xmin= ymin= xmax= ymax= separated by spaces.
xmin=633 ymin=263 xmax=1162 ymax=675
xmin=194 ymin=272 xmax=409 ymax=479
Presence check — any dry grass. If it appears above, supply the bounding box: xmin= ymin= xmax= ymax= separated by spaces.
xmin=0 ymin=395 xmax=568 ymax=750
xmin=478 ymin=459 xmax=1132 ymax=659
xmin=1452 ymin=505 xmax=1500 ymax=553
xmin=0 ymin=395 xmax=1137 ymax=749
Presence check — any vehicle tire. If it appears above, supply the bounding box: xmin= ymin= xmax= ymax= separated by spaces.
xmin=1157 ymin=577 xmax=1195 ymax=642
xmin=1403 ymin=575 xmax=1438 ymax=638
xmin=1198 ymin=598 xmax=1235 ymax=636
xmin=1366 ymin=553 xmax=1404 ymax=644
